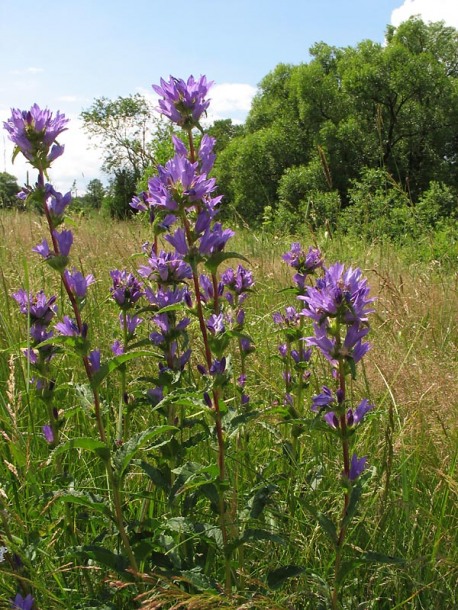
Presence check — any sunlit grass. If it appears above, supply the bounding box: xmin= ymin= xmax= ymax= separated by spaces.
xmin=0 ymin=209 xmax=457 ymax=609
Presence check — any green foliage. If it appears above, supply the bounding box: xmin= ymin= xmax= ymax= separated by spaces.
xmin=0 ymin=172 xmax=21 ymax=208
xmin=0 ymin=213 xmax=457 ymax=608
xmin=84 ymin=178 xmax=106 ymax=209
xmin=415 ymin=180 xmax=457 ymax=227
xmin=213 ymin=17 xmax=458 ymax=231
xmin=103 ymin=169 xmax=138 ymax=219
xmin=274 ymin=160 xmax=341 ymax=233
xmin=215 ymin=122 xmax=305 ymax=222
xmin=339 ymin=167 xmax=416 ymax=241
xmin=207 ymin=119 xmax=245 ymax=154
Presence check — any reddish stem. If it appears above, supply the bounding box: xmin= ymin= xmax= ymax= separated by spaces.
xmin=40 ymin=171 xmax=106 ymax=443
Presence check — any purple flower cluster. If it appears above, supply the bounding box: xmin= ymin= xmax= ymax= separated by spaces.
xmin=7 ymin=104 xmax=101 ymax=450
xmin=33 ymin=229 xmax=73 ymax=259
xmin=12 ymin=289 xmax=58 ymax=369
xmin=221 ymin=265 xmax=254 ymax=304
xmin=45 ymin=183 xmax=72 ymax=225
xmin=110 ymin=270 xmax=144 ymax=309
xmin=4 ymin=104 xmax=68 ymax=169
xmin=302 ymin=263 xmax=374 ymax=369
xmin=11 ymin=593 xmax=34 ymax=610
xmin=282 ymin=243 xmax=375 ymax=483
xmin=312 ymin=387 xmax=373 ymax=431
xmin=282 ymin=243 xmax=323 ymax=291
xmin=138 ymin=249 xmax=192 ymax=285
xmin=152 ymin=75 xmax=213 ymax=129
xmin=64 ymin=268 xmax=95 ymax=302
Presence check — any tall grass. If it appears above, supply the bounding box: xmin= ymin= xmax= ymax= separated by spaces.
xmin=0 ymin=209 xmax=457 ymax=609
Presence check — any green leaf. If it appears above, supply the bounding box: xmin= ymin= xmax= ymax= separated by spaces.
xmin=114 ymin=425 xmax=177 ymax=479
xmin=226 ymin=528 xmax=284 ymax=558
xmin=249 ymin=484 xmax=278 ymax=518
xmin=360 ymin=551 xmax=406 ymax=565
xmin=267 ymin=565 xmax=306 ymax=589
xmin=335 ymin=559 xmax=362 ymax=584
xmin=38 ymin=333 xmax=88 ymax=357
xmin=317 ymin=512 xmax=338 ymax=546
xmin=179 ymin=568 xmax=215 ymax=592
xmin=91 ymin=350 xmax=152 ymax=389
xmin=169 ymin=462 xmax=220 ymax=500
xmin=49 ymin=437 xmax=110 ymax=463
xmin=11 ymin=146 xmax=21 ymax=164
xmin=204 ymin=251 xmax=250 ymax=274
xmin=342 ymin=482 xmax=363 ymax=528
xmin=79 ymin=545 xmax=131 ymax=576
xmin=242 ymin=528 xmax=285 ymax=545
xmin=139 ymin=460 xmax=171 ymax=491
xmin=226 ymin=409 xmax=261 ymax=433
xmin=53 ymin=491 xmax=114 ymax=521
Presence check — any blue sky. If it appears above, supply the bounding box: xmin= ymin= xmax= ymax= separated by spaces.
xmin=1 ymin=0 xmax=457 ymax=192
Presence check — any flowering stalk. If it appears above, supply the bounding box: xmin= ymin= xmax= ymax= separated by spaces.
xmin=134 ymin=75 xmax=238 ymax=592
xmin=5 ymin=105 xmax=139 ymax=575
xmin=301 ymin=259 xmax=375 ymax=608
xmin=272 ymin=244 xmax=324 ymax=458
xmin=12 ymin=288 xmax=59 ymax=445
xmin=109 ymin=269 xmax=144 ymax=442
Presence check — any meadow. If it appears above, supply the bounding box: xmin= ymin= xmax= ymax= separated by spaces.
xmin=0 ymin=208 xmax=456 ymax=609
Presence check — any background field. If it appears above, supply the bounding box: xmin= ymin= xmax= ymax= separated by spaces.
xmin=0 ymin=210 xmax=457 ymax=609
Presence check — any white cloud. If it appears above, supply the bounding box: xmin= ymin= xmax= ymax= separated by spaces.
xmin=9 ymin=66 xmax=44 ymax=75
xmin=26 ymin=67 xmax=44 ymax=74
xmin=391 ymin=0 xmax=458 ymax=28
xmin=56 ymin=95 xmax=79 ymax=103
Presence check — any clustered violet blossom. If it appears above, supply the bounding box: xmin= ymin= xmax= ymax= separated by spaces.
xmin=11 ymin=593 xmax=34 ymax=610
xmin=131 ymin=75 xmax=256 ymax=418
xmin=279 ymin=243 xmax=374 ymax=483
xmin=4 ymin=104 xmax=68 ymax=169
xmin=297 ymin=255 xmax=375 ymax=482
xmin=12 ymin=289 xmax=58 ymax=383
xmin=302 ymin=263 xmax=374 ymax=371
xmin=282 ymin=243 xmax=323 ymax=292
xmin=152 ymin=75 xmax=213 ymax=129
xmin=273 ymin=246 xmax=322 ymax=417
xmin=9 ymin=105 xmax=99 ymax=455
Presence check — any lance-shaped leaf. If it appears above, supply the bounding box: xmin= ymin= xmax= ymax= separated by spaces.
xmin=52 ymin=490 xmax=114 ymax=521
xmin=114 ymin=425 xmax=178 ymax=479
xmin=204 ymin=251 xmax=250 ymax=275
xmin=90 ymin=350 xmax=153 ymax=389
xmin=267 ymin=565 xmax=306 ymax=589
xmin=49 ymin=437 xmax=110 ymax=463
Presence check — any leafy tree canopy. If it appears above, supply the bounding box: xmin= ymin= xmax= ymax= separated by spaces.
xmin=213 ymin=17 xmax=458 ymax=227
xmin=0 ymin=172 xmax=20 ymax=208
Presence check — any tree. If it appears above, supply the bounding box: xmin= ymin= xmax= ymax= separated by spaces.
xmin=103 ymin=169 xmax=138 ymax=220
xmin=213 ymin=17 xmax=458 ymax=225
xmin=81 ymin=94 xmax=173 ymax=177
xmin=0 ymin=172 xmax=20 ymax=208
xmin=207 ymin=119 xmax=245 ymax=154
xmin=84 ymin=178 xmax=105 ymax=209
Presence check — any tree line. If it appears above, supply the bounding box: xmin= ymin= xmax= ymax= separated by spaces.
xmin=213 ymin=17 xmax=458 ymax=240
xmin=5 ymin=16 xmax=455 ymax=245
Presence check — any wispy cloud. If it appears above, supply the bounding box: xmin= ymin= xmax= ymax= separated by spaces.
xmin=56 ymin=95 xmax=80 ymax=103
xmin=9 ymin=66 xmax=44 ymax=75
xmin=391 ymin=0 xmax=458 ymax=28
xmin=206 ymin=83 xmax=257 ymax=124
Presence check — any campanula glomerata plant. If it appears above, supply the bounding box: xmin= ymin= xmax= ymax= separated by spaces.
xmin=2 ymin=75 xmax=378 ymax=609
